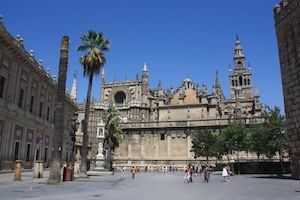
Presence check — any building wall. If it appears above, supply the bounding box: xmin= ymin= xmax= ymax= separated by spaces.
xmin=0 ymin=18 xmax=77 ymax=170
xmin=274 ymin=0 xmax=300 ymax=179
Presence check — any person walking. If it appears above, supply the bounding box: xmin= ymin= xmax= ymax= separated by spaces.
xmin=189 ymin=165 xmax=193 ymax=183
xmin=131 ymin=166 xmax=136 ymax=179
xmin=222 ymin=165 xmax=229 ymax=182
xmin=203 ymin=165 xmax=210 ymax=183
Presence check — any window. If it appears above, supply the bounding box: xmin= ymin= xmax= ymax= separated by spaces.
xmin=44 ymin=147 xmax=48 ymax=162
xmin=231 ymin=80 xmax=234 ymax=87
xmin=0 ymin=76 xmax=5 ymax=98
xmin=14 ymin=141 xmax=20 ymax=160
xmin=237 ymin=61 xmax=242 ymax=68
xmin=239 ymin=76 xmax=243 ymax=86
xmin=114 ymin=91 xmax=126 ymax=104
xmin=26 ymin=144 xmax=31 ymax=161
xmin=39 ymin=102 xmax=43 ymax=117
xmin=29 ymin=96 xmax=34 ymax=113
xmin=248 ymin=79 xmax=251 ymax=85
xmin=18 ymin=89 xmax=24 ymax=108
xmin=160 ymin=134 xmax=165 ymax=140
xmin=46 ymin=106 xmax=50 ymax=121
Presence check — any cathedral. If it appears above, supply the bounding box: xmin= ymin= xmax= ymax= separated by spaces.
xmin=76 ymin=37 xmax=264 ymax=169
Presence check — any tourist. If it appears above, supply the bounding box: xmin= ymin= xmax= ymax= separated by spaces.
xmin=184 ymin=170 xmax=190 ymax=183
xmin=131 ymin=166 xmax=136 ymax=179
xmin=222 ymin=165 xmax=229 ymax=182
xmin=203 ymin=164 xmax=210 ymax=183
xmin=189 ymin=165 xmax=193 ymax=183
xmin=145 ymin=166 xmax=148 ymax=173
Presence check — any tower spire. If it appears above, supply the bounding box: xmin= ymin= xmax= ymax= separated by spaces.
xmin=143 ymin=63 xmax=147 ymax=71
xmin=233 ymin=35 xmax=245 ymax=69
xmin=215 ymin=70 xmax=221 ymax=89
xmin=70 ymin=72 xmax=77 ymax=103
xmin=158 ymin=79 xmax=163 ymax=90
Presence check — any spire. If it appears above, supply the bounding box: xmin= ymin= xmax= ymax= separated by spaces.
xmin=70 ymin=72 xmax=77 ymax=103
xmin=234 ymin=35 xmax=244 ymax=58
xmin=135 ymin=73 xmax=139 ymax=80
xmin=158 ymin=79 xmax=163 ymax=90
xmin=215 ymin=70 xmax=221 ymax=89
xmin=143 ymin=63 xmax=147 ymax=72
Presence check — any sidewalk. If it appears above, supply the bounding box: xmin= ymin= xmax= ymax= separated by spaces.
xmin=0 ymin=170 xmax=50 ymax=186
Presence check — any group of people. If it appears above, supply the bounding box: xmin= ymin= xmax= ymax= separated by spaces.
xmin=128 ymin=163 xmax=231 ymax=182
xmin=184 ymin=164 xmax=231 ymax=183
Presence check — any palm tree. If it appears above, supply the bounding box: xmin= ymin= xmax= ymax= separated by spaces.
xmin=77 ymin=31 xmax=110 ymax=175
xmin=48 ymin=36 xmax=70 ymax=184
xmin=103 ymin=104 xmax=122 ymax=171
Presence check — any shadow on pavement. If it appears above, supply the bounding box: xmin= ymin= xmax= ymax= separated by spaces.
xmin=249 ymin=175 xmax=292 ymax=180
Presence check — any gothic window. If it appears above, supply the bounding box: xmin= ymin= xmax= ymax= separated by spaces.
xmin=231 ymin=80 xmax=234 ymax=87
xmin=237 ymin=61 xmax=242 ymax=68
xmin=239 ymin=76 xmax=243 ymax=86
xmin=248 ymin=79 xmax=251 ymax=85
xmin=244 ymin=79 xmax=247 ymax=85
xmin=235 ymin=80 xmax=238 ymax=86
xmin=160 ymin=134 xmax=165 ymax=140
xmin=114 ymin=91 xmax=126 ymax=104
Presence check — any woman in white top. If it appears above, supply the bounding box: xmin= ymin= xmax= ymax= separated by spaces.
xmin=222 ymin=165 xmax=229 ymax=182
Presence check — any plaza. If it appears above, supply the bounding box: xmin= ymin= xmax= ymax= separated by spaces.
xmin=0 ymin=171 xmax=299 ymax=200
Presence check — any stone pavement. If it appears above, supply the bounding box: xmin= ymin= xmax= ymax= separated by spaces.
xmin=0 ymin=171 xmax=299 ymax=200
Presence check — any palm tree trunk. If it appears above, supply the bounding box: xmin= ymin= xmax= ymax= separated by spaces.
xmin=106 ymin=137 xmax=112 ymax=171
xmin=80 ymin=73 xmax=94 ymax=175
xmin=48 ymin=36 xmax=69 ymax=184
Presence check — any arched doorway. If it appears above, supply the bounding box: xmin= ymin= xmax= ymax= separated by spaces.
xmin=114 ymin=91 xmax=126 ymax=104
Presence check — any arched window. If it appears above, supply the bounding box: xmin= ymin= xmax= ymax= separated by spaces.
xmin=114 ymin=91 xmax=126 ymax=104
xmin=235 ymin=80 xmax=238 ymax=86
xmin=244 ymin=78 xmax=247 ymax=85
xmin=237 ymin=61 xmax=242 ymax=68
xmin=239 ymin=76 xmax=243 ymax=86
xmin=248 ymin=79 xmax=251 ymax=85
xmin=232 ymin=80 xmax=235 ymax=87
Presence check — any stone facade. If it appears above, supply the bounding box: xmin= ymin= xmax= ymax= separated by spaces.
xmin=76 ymin=37 xmax=265 ymax=169
xmin=274 ymin=0 xmax=300 ymax=179
xmin=0 ymin=17 xmax=77 ymax=170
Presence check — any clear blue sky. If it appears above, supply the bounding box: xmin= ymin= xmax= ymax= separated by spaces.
xmin=1 ymin=0 xmax=284 ymax=111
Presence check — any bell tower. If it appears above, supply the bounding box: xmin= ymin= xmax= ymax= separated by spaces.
xmin=229 ymin=36 xmax=253 ymax=99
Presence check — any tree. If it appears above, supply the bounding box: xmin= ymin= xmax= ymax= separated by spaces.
xmin=219 ymin=122 xmax=248 ymax=174
xmin=263 ymin=106 xmax=287 ymax=160
xmin=103 ymin=104 xmax=122 ymax=171
xmin=248 ymin=124 xmax=268 ymax=162
xmin=191 ymin=130 xmax=218 ymax=163
xmin=77 ymin=31 xmax=110 ymax=175
xmin=48 ymin=36 xmax=70 ymax=184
